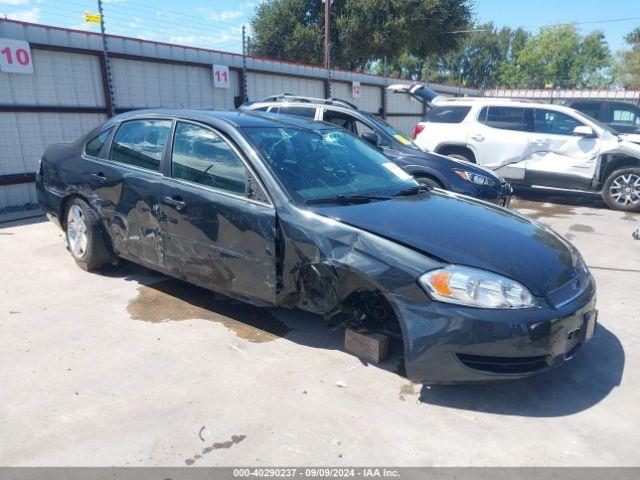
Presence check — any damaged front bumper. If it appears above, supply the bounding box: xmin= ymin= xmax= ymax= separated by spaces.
xmin=391 ymin=276 xmax=597 ymax=384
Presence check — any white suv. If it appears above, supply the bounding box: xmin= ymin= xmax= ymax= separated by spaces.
xmin=389 ymin=84 xmax=640 ymax=211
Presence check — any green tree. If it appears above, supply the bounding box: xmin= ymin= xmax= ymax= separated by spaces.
xmin=615 ymin=28 xmax=640 ymax=88
xmin=425 ymin=24 xmax=529 ymax=88
xmin=499 ymin=25 xmax=612 ymax=88
xmin=248 ymin=0 xmax=472 ymax=70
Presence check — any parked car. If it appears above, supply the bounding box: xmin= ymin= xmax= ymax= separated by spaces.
xmin=389 ymin=83 xmax=640 ymax=212
xmin=37 ymin=109 xmax=596 ymax=383
xmin=567 ymin=100 xmax=640 ymax=143
xmin=241 ymin=94 xmax=512 ymax=206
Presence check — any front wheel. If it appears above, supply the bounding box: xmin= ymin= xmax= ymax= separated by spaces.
xmin=602 ymin=168 xmax=640 ymax=212
xmin=415 ymin=175 xmax=443 ymax=189
xmin=65 ymin=198 xmax=110 ymax=271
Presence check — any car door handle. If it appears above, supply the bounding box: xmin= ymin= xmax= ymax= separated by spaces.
xmin=470 ymin=134 xmax=484 ymax=141
xmin=91 ymin=172 xmax=107 ymax=183
xmin=531 ymin=139 xmax=547 ymax=146
xmin=162 ymin=195 xmax=187 ymax=211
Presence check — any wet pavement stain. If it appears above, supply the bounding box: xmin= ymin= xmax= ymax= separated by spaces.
xmin=185 ymin=435 xmax=247 ymax=465
xmin=569 ymin=224 xmax=595 ymax=233
xmin=127 ymin=279 xmax=292 ymax=343
xmin=511 ymin=200 xmax=575 ymax=220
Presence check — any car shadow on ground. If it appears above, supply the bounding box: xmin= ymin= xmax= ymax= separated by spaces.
xmin=103 ymin=260 xmax=624 ymax=418
xmin=418 ymin=324 xmax=624 ymax=417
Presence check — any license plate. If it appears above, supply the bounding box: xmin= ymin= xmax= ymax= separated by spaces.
xmin=581 ymin=310 xmax=598 ymax=342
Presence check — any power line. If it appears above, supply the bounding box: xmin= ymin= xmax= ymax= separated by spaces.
xmin=448 ymin=16 xmax=640 ymax=34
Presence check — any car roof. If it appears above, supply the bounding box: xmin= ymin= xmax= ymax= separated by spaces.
xmin=109 ymin=108 xmax=337 ymax=130
xmin=433 ymin=98 xmax=584 ymax=114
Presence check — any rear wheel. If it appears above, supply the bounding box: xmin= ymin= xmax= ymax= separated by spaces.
xmin=65 ymin=198 xmax=110 ymax=271
xmin=602 ymin=167 xmax=640 ymax=212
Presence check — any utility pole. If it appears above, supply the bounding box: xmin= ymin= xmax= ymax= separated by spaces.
xmin=242 ymin=25 xmax=248 ymax=103
xmin=97 ymin=0 xmax=115 ymax=116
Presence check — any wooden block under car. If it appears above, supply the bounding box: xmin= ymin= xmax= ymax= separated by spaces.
xmin=344 ymin=328 xmax=389 ymax=364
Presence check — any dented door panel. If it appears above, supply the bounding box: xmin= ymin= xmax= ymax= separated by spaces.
xmin=159 ymin=179 xmax=277 ymax=303
xmin=524 ymin=136 xmax=599 ymax=189
xmin=102 ymin=170 xmax=164 ymax=266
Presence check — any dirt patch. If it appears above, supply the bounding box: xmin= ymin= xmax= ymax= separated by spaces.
xmin=127 ymin=279 xmax=291 ymax=343
xmin=399 ymin=383 xmax=419 ymax=401
xmin=569 ymin=224 xmax=595 ymax=233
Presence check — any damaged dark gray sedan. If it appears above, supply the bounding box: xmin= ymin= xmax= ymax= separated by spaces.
xmin=36 ymin=110 xmax=597 ymax=383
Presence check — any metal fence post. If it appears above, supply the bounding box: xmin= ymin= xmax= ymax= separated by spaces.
xmin=97 ymin=0 xmax=115 ymax=117
xmin=382 ymin=56 xmax=388 ymax=119
xmin=242 ymin=25 xmax=249 ymax=103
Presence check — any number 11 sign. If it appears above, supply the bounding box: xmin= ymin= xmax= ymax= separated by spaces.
xmin=0 ymin=38 xmax=34 ymax=75
xmin=213 ymin=64 xmax=230 ymax=88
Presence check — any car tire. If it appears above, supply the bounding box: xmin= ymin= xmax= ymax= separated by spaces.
xmin=65 ymin=198 xmax=110 ymax=271
xmin=602 ymin=167 xmax=640 ymax=212
xmin=447 ymin=153 xmax=475 ymax=163
xmin=415 ymin=175 xmax=443 ymax=189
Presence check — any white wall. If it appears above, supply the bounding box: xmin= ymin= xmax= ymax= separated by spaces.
xmin=111 ymin=58 xmax=239 ymax=109
xmin=247 ymin=72 xmax=324 ymax=101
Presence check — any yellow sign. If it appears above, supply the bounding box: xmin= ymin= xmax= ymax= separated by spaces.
xmin=545 ymin=81 xmax=554 ymax=89
xmin=394 ymin=134 xmax=412 ymax=146
xmin=84 ymin=12 xmax=101 ymax=24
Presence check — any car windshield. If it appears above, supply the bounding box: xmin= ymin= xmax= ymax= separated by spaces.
xmin=243 ymin=127 xmax=418 ymax=203
xmin=362 ymin=113 xmax=422 ymax=151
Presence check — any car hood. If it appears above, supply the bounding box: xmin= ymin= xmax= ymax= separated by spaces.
xmin=399 ymin=150 xmax=505 ymax=182
xmin=309 ymin=191 xmax=578 ymax=296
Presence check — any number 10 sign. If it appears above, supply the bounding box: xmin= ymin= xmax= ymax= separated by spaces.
xmin=213 ymin=64 xmax=230 ymax=88
xmin=0 ymin=38 xmax=34 ymax=75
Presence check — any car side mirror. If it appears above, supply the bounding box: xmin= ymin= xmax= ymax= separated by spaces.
xmin=573 ymin=126 xmax=595 ymax=138
xmin=362 ymin=132 xmax=380 ymax=146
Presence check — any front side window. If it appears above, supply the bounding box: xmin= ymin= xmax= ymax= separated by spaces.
xmin=479 ymin=106 xmax=528 ymax=131
xmin=243 ymin=127 xmax=416 ymax=203
xmin=425 ymin=106 xmax=471 ymax=124
xmin=85 ymin=127 xmax=113 ymax=157
xmin=533 ymin=109 xmax=584 ymax=136
xmin=322 ymin=110 xmax=392 ymax=148
xmin=110 ymin=119 xmax=172 ymax=171
xmin=172 ymin=122 xmax=247 ymax=195
xmin=274 ymin=106 xmax=317 ymax=118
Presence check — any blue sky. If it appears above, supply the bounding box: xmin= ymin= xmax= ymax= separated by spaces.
xmin=0 ymin=0 xmax=638 ymax=54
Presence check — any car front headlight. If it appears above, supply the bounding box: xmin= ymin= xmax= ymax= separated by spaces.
xmin=419 ymin=265 xmax=537 ymax=309
xmin=453 ymin=168 xmax=496 ymax=186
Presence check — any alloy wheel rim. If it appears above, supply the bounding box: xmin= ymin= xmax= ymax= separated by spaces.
xmin=67 ymin=205 xmax=88 ymax=258
xmin=609 ymin=173 xmax=640 ymax=206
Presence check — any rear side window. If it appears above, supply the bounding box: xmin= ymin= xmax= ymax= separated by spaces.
xmin=610 ymin=105 xmax=639 ymax=127
xmin=85 ymin=127 xmax=113 ymax=157
xmin=424 ymin=106 xmax=471 ymax=124
xmin=479 ymin=106 xmax=528 ymax=131
xmin=110 ymin=119 xmax=172 ymax=171
xmin=171 ymin=122 xmax=247 ymax=195
xmin=274 ymin=106 xmax=317 ymax=118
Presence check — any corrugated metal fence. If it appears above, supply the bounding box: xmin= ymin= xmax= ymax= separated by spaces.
xmin=0 ymin=19 xmax=480 ymax=210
